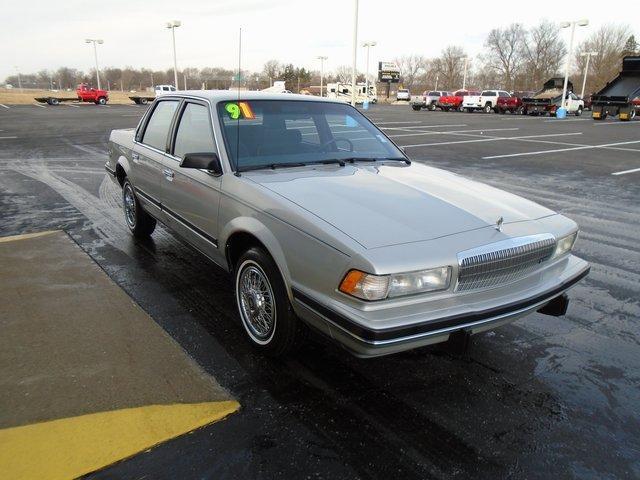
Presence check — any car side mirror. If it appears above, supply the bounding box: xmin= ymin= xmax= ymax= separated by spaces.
xmin=180 ymin=153 xmax=222 ymax=175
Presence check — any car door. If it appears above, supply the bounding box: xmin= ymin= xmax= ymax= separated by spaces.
xmin=158 ymin=100 xmax=223 ymax=262
xmin=131 ymin=99 xmax=180 ymax=216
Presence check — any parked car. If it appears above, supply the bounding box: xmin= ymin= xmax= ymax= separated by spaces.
xmin=107 ymin=92 xmax=590 ymax=358
xmin=438 ymin=90 xmax=479 ymax=111
xmin=396 ymin=89 xmax=411 ymax=101
xmin=495 ymin=95 xmax=524 ymax=114
xmin=462 ymin=90 xmax=511 ymax=113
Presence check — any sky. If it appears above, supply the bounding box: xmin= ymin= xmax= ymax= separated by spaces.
xmin=1 ymin=0 xmax=637 ymax=81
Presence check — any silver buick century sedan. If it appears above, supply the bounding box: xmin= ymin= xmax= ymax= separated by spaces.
xmin=106 ymin=91 xmax=590 ymax=357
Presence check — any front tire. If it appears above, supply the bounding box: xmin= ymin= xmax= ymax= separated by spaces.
xmin=235 ymin=248 xmax=301 ymax=356
xmin=122 ymin=179 xmax=156 ymax=238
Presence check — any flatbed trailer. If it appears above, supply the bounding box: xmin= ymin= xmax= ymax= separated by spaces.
xmin=591 ymin=56 xmax=640 ymax=121
xmin=522 ymin=78 xmax=573 ymax=116
xmin=34 ymin=96 xmax=79 ymax=106
xmin=129 ymin=95 xmax=154 ymax=105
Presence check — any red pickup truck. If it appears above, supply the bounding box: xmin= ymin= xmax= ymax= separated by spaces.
xmin=438 ymin=90 xmax=478 ymax=111
xmin=34 ymin=83 xmax=109 ymax=105
xmin=495 ymin=95 xmax=524 ymax=114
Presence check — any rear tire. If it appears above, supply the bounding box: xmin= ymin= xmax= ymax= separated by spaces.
xmin=140 ymin=97 xmax=148 ymax=105
xmin=235 ymin=247 xmax=302 ymax=356
xmin=122 ymin=179 xmax=156 ymax=238
xmin=484 ymin=103 xmax=493 ymax=113
xmin=412 ymin=105 xmax=421 ymax=111
xmin=575 ymin=106 xmax=583 ymax=117
xmin=97 ymin=97 xmax=107 ymax=105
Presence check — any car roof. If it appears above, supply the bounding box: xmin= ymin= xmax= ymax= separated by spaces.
xmin=158 ymin=90 xmax=342 ymax=104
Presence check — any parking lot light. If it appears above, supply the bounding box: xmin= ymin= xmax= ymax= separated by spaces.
xmin=85 ymin=39 xmax=104 ymax=90
xmin=580 ymin=51 xmax=598 ymax=98
xmin=462 ymin=56 xmax=469 ymax=90
xmin=166 ymin=20 xmax=181 ymax=90
xmin=350 ymin=0 xmax=359 ymax=106
xmin=362 ymin=41 xmax=376 ymax=102
xmin=559 ymin=19 xmax=589 ymax=116
xmin=317 ymin=56 xmax=328 ymax=97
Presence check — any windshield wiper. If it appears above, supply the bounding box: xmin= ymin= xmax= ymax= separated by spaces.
xmin=318 ymin=159 xmax=346 ymax=166
xmin=238 ymin=162 xmax=308 ymax=173
xmin=343 ymin=157 xmax=411 ymax=165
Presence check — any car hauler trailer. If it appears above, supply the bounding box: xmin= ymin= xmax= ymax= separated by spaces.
xmin=129 ymin=85 xmax=178 ymax=105
xmin=522 ymin=78 xmax=574 ymax=116
xmin=592 ymin=56 xmax=640 ymax=121
xmin=34 ymin=84 xmax=109 ymax=105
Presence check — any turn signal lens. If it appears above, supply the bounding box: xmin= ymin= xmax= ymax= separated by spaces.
xmin=339 ymin=270 xmax=390 ymax=301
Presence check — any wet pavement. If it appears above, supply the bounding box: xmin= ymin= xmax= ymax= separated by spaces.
xmin=0 ymin=104 xmax=639 ymax=479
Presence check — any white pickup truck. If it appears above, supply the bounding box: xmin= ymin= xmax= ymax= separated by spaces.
xmin=411 ymin=91 xmax=450 ymax=111
xmin=462 ymin=90 xmax=511 ymax=113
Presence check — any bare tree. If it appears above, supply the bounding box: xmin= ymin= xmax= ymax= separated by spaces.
xmin=432 ymin=46 xmax=467 ymax=90
xmin=521 ymin=20 xmax=566 ymax=90
xmin=483 ymin=23 xmax=526 ymax=90
xmin=262 ymin=59 xmax=282 ymax=86
xmin=333 ymin=65 xmax=353 ymax=83
xmin=575 ymin=24 xmax=632 ymax=95
xmin=394 ymin=54 xmax=427 ymax=89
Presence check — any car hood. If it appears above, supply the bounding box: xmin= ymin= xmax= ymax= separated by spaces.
xmin=248 ymin=162 xmax=555 ymax=249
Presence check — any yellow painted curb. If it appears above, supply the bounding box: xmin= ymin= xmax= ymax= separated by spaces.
xmin=0 ymin=400 xmax=240 ymax=480
xmin=0 ymin=230 xmax=59 ymax=243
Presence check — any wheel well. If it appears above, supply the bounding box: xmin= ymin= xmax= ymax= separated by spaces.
xmin=115 ymin=164 xmax=126 ymax=186
xmin=226 ymin=231 xmax=268 ymax=272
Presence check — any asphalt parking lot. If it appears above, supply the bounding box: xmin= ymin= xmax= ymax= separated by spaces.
xmin=1 ymin=103 xmax=639 ymax=479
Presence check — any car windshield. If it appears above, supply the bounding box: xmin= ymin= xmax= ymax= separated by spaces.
xmin=217 ymin=100 xmax=405 ymax=172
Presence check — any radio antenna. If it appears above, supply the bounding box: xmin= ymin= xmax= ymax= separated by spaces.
xmin=235 ymin=27 xmax=242 ymax=176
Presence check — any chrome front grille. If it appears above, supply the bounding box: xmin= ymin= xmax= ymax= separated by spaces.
xmin=456 ymin=234 xmax=556 ymax=292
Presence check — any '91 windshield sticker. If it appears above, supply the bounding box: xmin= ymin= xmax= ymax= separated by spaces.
xmin=225 ymin=102 xmax=255 ymax=120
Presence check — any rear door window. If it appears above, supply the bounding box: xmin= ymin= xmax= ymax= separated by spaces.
xmin=142 ymin=100 xmax=179 ymax=151
xmin=173 ymin=103 xmax=216 ymax=159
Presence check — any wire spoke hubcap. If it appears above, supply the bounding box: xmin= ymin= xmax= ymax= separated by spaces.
xmin=123 ymin=185 xmax=136 ymax=227
xmin=238 ymin=265 xmax=275 ymax=341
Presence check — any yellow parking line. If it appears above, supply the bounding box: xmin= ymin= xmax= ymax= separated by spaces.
xmin=0 ymin=400 xmax=240 ymax=480
xmin=0 ymin=230 xmax=59 ymax=243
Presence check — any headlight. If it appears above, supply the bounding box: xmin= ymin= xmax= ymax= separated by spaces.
xmin=554 ymin=232 xmax=578 ymax=258
xmin=339 ymin=266 xmax=452 ymax=301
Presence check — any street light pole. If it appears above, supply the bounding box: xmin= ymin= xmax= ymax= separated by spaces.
xmin=317 ymin=56 xmax=327 ymax=97
xmin=559 ymin=19 xmax=589 ymax=113
xmin=85 ymin=39 xmax=104 ymax=90
xmin=350 ymin=0 xmax=359 ymax=106
xmin=580 ymin=51 xmax=598 ymax=98
xmin=166 ymin=20 xmax=182 ymax=90
xmin=362 ymin=41 xmax=377 ymax=102
xmin=462 ymin=57 xmax=469 ymax=90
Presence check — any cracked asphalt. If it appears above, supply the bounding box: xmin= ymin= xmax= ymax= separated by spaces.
xmin=0 ymin=103 xmax=638 ymax=479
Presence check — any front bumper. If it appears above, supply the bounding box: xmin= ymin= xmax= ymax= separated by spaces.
xmin=292 ymin=256 xmax=590 ymax=357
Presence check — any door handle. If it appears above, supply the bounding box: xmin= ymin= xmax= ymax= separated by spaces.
xmin=163 ymin=168 xmax=174 ymax=181
xmin=131 ymin=152 xmax=140 ymax=162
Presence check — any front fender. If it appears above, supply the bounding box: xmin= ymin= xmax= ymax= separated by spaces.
xmin=219 ymin=216 xmax=292 ymax=296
